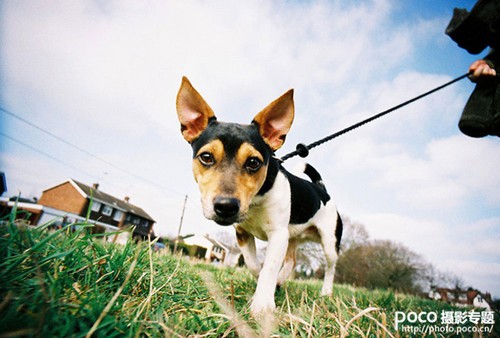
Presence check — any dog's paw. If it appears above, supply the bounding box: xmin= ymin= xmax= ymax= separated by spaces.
xmin=250 ymin=298 xmax=275 ymax=318
xmin=320 ymin=286 xmax=333 ymax=296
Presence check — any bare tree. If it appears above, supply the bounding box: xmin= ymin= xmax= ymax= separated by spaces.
xmin=295 ymin=216 xmax=370 ymax=279
xmin=296 ymin=242 xmax=325 ymax=278
xmin=339 ymin=216 xmax=369 ymax=252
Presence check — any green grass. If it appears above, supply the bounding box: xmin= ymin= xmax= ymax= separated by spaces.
xmin=0 ymin=219 xmax=498 ymax=337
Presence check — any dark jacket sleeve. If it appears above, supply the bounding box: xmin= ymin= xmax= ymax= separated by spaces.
xmin=484 ymin=49 xmax=498 ymax=69
xmin=458 ymin=47 xmax=500 ymax=137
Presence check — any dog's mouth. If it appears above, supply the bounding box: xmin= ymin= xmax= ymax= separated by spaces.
xmin=213 ymin=216 xmax=239 ymax=226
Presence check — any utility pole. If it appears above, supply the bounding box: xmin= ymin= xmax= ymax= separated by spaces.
xmin=173 ymin=194 xmax=188 ymax=253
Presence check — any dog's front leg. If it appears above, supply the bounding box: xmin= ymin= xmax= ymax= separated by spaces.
xmin=235 ymin=227 xmax=261 ymax=278
xmin=250 ymin=228 xmax=289 ymax=316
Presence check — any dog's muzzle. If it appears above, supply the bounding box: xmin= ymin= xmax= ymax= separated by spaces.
xmin=213 ymin=197 xmax=240 ymax=226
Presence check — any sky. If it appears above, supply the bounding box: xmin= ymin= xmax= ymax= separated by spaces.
xmin=1 ymin=0 xmax=499 ymax=297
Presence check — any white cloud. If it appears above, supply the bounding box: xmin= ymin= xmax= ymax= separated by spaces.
xmin=327 ymin=131 xmax=500 ymax=213
xmin=357 ymin=213 xmax=450 ymax=256
xmin=426 ymin=136 xmax=500 ymax=204
xmin=3 ymin=0 xmax=414 ymax=134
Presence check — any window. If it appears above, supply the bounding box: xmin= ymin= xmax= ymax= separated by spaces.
xmin=91 ymin=201 xmax=101 ymax=212
xmin=113 ymin=210 xmax=124 ymax=222
xmin=102 ymin=205 xmax=113 ymax=216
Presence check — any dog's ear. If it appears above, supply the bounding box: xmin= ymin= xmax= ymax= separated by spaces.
xmin=252 ymin=89 xmax=294 ymax=151
xmin=176 ymin=76 xmax=216 ymax=143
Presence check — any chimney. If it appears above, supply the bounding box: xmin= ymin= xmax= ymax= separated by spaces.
xmin=124 ymin=196 xmax=130 ymax=203
xmin=92 ymin=183 xmax=99 ymax=190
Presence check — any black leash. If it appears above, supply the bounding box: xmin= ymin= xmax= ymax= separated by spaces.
xmin=279 ymin=72 xmax=470 ymax=162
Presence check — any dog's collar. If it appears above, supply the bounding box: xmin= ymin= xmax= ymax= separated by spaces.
xmin=257 ymin=158 xmax=280 ymax=196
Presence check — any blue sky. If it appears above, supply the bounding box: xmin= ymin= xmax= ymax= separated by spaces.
xmin=1 ymin=0 xmax=499 ymax=297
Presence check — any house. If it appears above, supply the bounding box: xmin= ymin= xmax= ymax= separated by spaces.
xmin=182 ymin=234 xmax=242 ymax=266
xmin=183 ymin=234 xmax=226 ymax=262
xmin=0 ymin=196 xmax=44 ymax=225
xmin=37 ymin=179 xmax=156 ymax=242
xmin=0 ymin=172 xmax=43 ymax=225
xmin=429 ymin=287 xmax=492 ymax=310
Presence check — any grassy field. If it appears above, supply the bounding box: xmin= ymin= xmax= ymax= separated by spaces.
xmin=0 ymin=218 xmax=498 ymax=337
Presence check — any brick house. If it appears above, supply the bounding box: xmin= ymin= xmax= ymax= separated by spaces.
xmin=38 ymin=179 xmax=155 ymax=240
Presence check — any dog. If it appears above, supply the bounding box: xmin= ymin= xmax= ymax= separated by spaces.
xmin=175 ymin=77 xmax=343 ymax=315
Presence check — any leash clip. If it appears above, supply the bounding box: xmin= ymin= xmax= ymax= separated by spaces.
xmin=296 ymin=143 xmax=309 ymax=158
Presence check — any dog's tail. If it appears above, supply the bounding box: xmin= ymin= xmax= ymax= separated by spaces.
xmin=302 ymin=163 xmax=327 ymax=191
xmin=294 ymin=162 xmax=330 ymax=203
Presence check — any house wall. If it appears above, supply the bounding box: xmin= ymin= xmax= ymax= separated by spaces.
xmin=88 ymin=209 xmax=120 ymax=227
xmin=0 ymin=200 xmax=43 ymax=225
xmin=224 ymin=251 xmax=242 ymax=267
xmin=38 ymin=182 xmax=87 ymax=216
xmin=123 ymin=213 xmax=152 ymax=236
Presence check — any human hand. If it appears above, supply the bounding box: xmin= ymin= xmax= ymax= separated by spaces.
xmin=468 ymin=59 xmax=496 ymax=82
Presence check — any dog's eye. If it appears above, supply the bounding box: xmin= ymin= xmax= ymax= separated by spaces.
xmin=245 ymin=157 xmax=262 ymax=172
xmin=198 ymin=152 xmax=215 ymax=166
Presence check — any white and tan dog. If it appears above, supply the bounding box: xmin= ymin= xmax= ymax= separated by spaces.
xmin=176 ymin=77 xmax=343 ymax=315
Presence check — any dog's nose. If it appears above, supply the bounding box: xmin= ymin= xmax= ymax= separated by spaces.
xmin=213 ymin=197 xmax=240 ymax=219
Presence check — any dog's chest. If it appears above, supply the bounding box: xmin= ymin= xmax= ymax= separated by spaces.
xmin=238 ymin=200 xmax=271 ymax=241
xmin=236 ymin=170 xmax=293 ymax=241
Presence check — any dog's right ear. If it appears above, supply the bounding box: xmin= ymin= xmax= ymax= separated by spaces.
xmin=252 ymin=89 xmax=294 ymax=151
xmin=176 ymin=76 xmax=216 ymax=143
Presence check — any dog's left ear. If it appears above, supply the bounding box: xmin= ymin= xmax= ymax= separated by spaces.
xmin=252 ymin=89 xmax=294 ymax=151
xmin=176 ymin=76 xmax=216 ymax=143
